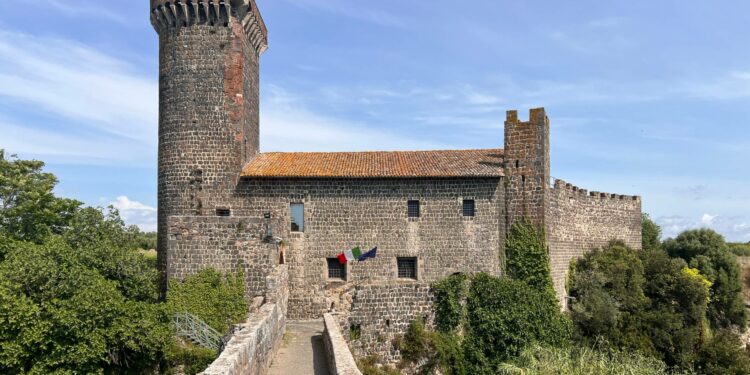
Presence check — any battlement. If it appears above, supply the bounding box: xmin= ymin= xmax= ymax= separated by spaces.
xmin=505 ymin=107 xmax=547 ymax=124
xmin=150 ymin=0 xmax=268 ymax=55
xmin=552 ymin=179 xmax=641 ymax=203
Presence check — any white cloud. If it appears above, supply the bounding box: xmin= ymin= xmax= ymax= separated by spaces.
xmin=701 ymin=213 xmax=717 ymax=226
xmin=657 ymin=214 xmax=750 ymax=242
xmin=0 ymin=30 xmax=157 ymax=145
xmin=23 ymin=0 xmax=130 ymax=25
xmin=109 ymin=196 xmax=157 ymax=232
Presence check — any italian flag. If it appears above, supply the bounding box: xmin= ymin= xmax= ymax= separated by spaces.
xmin=338 ymin=247 xmax=362 ymax=264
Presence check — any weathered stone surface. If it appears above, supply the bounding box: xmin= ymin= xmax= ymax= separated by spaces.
xmin=324 ymin=314 xmax=362 ymax=375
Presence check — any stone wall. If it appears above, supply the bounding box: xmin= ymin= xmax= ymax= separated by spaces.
xmin=230 ymin=178 xmax=504 ymax=319
xmin=546 ymin=179 xmax=642 ymax=308
xmin=167 ymin=216 xmax=281 ymax=300
xmin=200 ymin=265 xmax=288 ymax=375
xmin=324 ymin=313 xmax=363 ymax=375
xmin=344 ymin=282 xmax=435 ymax=364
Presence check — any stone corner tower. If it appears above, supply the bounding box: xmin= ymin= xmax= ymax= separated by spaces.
xmin=150 ymin=0 xmax=268 ymax=292
xmin=504 ymin=108 xmax=551 ymax=231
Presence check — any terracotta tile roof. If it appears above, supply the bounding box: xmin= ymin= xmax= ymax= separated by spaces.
xmin=241 ymin=149 xmax=505 ymax=179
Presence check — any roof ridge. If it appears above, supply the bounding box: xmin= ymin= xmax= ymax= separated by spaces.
xmin=256 ymin=148 xmax=504 ymax=155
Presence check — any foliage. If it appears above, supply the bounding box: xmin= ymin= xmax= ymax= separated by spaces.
xmin=569 ymin=241 xmax=715 ymax=369
xmin=399 ymin=319 xmax=466 ymax=375
xmin=498 ymin=345 xmax=688 ymax=375
xmin=642 ymin=214 xmax=662 ymax=251
xmin=358 ymin=355 xmax=401 ymax=375
xmin=167 ymin=268 xmax=248 ymax=334
xmin=729 ymin=242 xmax=750 ymax=257
xmin=432 ymin=273 xmax=468 ymax=333
xmin=639 ymin=249 xmax=709 ymax=368
xmin=505 ymin=219 xmax=555 ymax=295
xmin=463 ymin=274 xmax=572 ymax=374
xmin=163 ymin=341 xmax=218 ymax=375
xmin=135 ymin=231 xmax=158 ymax=251
xmin=664 ymin=229 xmax=747 ymax=329
xmin=569 ymin=241 xmax=651 ymax=353
xmin=0 ymin=238 xmax=173 ymax=374
xmin=0 ymin=150 xmax=81 ymax=244
xmin=400 ymin=317 xmax=429 ymax=364
xmin=695 ymin=331 xmax=750 ymax=375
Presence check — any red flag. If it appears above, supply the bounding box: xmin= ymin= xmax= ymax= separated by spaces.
xmin=337 ymin=253 xmax=347 ymax=265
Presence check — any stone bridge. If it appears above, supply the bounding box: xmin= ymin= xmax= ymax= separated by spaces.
xmin=199 ymin=265 xmax=361 ymax=375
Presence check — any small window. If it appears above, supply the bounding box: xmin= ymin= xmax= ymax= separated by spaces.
xmin=463 ymin=199 xmax=475 ymax=217
xmin=216 ymin=208 xmax=231 ymax=217
xmin=408 ymin=200 xmax=420 ymax=218
xmin=291 ymin=203 xmax=304 ymax=232
xmin=397 ymin=257 xmax=417 ymax=279
xmin=327 ymin=258 xmax=346 ymax=280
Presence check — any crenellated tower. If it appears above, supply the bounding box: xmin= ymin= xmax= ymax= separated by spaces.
xmin=150 ymin=0 xmax=268 ymax=293
xmin=504 ymin=108 xmax=551 ymax=231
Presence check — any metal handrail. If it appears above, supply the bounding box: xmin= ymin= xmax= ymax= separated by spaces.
xmin=174 ymin=312 xmax=223 ymax=351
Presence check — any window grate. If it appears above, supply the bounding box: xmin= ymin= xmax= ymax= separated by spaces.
xmin=327 ymin=258 xmax=346 ymax=280
xmin=463 ymin=199 xmax=475 ymax=217
xmin=397 ymin=257 xmax=417 ymax=279
xmin=408 ymin=200 xmax=420 ymax=218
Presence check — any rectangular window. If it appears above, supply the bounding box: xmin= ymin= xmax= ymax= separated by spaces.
xmin=216 ymin=208 xmax=231 ymax=217
xmin=327 ymin=258 xmax=346 ymax=280
xmin=463 ymin=199 xmax=475 ymax=217
xmin=408 ymin=200 xmax=420 ymax=218
xmin=397 ymin=257 xmax=417 ymax=279
xmin=291 ymin=203 xmax=304 ymax=232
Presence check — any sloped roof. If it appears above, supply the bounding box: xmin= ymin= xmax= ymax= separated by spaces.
xmin=241 ymin=149 xmax=505 ymax=179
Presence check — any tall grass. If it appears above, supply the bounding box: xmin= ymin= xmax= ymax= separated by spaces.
xmin=498 ymin=345 xmax=694 ymax=375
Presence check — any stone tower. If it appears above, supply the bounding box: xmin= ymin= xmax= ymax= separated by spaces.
xmin=150 ymin=0 xmax=268 ymax=292
xmin=504 ymin=108 xmax=551 ymax=230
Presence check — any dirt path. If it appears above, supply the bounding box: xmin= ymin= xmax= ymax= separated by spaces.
xmin=269 ymin=320 xmax=330 ymax=375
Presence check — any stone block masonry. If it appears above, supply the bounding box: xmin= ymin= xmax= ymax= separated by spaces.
xmin=345 ymin=282 xmax=435 ymax=364
xmin=546 ymin=179 xmax=642 ymax=308
xmin=167 ymin=216 xmax=280 ymax=300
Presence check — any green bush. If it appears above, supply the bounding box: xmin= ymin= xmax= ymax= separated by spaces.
xmin=569 ymin=241 xmax=651 ymax=353
xmin=729 ymin=243 xmax=750 ymax=257
xmin=695 ymin=330 xmax=750 ymax=375
xmin=498 ymin=345 xmax=687 ymax=375
xmin=358 ymin=355 xmax=401 ymax=375
xmin=167 ymin=268 xmax=248 ymax=334
xmin=664 ymin=229 xmax=747 ymax=329
xmin=505 ymin=219 xmax=555 ymax=295
xmin=432 ymin=273 xmax=468 ymax=333
xmin=164 ymin=341 xmax=218 ymax=375
xmin=642 ymin=214 xmax=662 ymax=252
xmin=463 ymin=274 xmax=572 ymax=374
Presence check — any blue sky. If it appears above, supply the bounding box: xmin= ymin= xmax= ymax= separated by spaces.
xmin=0 ymin=0 xmax=748 ymax=241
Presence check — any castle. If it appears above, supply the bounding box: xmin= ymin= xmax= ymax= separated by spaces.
xmin=150 ymin=0 xmax=642 ymax=362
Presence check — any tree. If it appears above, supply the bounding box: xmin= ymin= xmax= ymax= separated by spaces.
xmin=664 ymin=229 xmax=747 ymax=329
xmin=0 ymin=238 xmax=172 ymax=374
xmin=696 ymin=331 xmax=750 ymax=375
xmin=463 ymin=274 xmax=572 ymax=374
xmin=568 ymin=241 xmax=652 ymax=354
xmin=642 ymin=214 xmax=662 ymax=251
xmin=0 ymin=150 xmax=81 ymax=244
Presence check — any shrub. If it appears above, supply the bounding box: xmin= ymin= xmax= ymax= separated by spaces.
xmin=463 ymin=274 xmax=572 ymax=374
xmin=164 ymin=341 xmax=218 ymax=375
xmin=729 ymin=243 xmax=750 ymax=257
xmin=695 ymin=330 xmax=750 ymax=375
xmin=167 ymin=268 xmax=248 ymax=334
xmin=498 ymin=345 xmax=685 ymax=375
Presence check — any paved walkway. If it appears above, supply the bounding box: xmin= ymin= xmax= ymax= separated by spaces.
xmin=269 ymin=320 xmax=330 ymax=375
